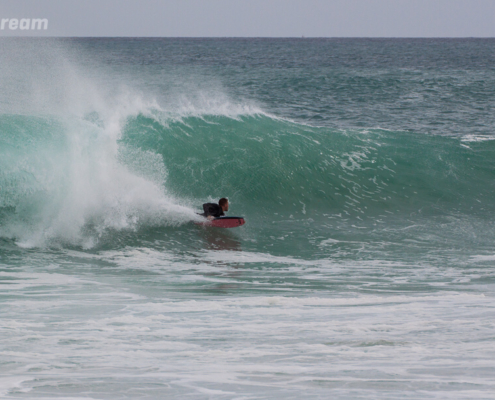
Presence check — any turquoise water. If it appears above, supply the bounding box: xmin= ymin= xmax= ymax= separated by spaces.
xmin=1 ymin=38 xmax=494 ymax=399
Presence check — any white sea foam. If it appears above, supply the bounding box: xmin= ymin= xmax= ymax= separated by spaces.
xmin=470 ymin=254 xmax=495 ymax=262
xmin=2 ymin=239 xmax=495 ymax=398
xmin=3 ymin=274 xmax=494 ymax=398
xmin=461 ymin=134 xmax=495 ymax=143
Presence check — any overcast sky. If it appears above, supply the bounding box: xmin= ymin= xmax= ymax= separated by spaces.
xmin=1 ymin=0 xmax=494 ymax=37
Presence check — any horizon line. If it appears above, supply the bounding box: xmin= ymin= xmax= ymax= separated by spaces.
xmin=1 ymin=35 xmax=495 ymax=39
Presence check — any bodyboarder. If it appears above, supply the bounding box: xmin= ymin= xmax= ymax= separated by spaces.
xmin=201 ymin=198 xmax=229 ymax=219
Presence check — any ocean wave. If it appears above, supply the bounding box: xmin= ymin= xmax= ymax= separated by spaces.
xmin=2 ymin=107 xmax=495 ymax=248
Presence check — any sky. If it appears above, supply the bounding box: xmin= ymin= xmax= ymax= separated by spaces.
xmin=1 ymin=0 xmax=494 ymax=37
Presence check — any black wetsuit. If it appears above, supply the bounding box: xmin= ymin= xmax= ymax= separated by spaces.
xmin=202 ymin=203 xmax=224 ymax=218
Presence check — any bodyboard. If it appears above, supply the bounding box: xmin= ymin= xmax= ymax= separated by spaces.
xmin=195 ymin=216 xmax=246 ymax=228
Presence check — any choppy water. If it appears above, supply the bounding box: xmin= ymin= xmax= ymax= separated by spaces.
xmin=1 ymin=38 xmax=495 ymax=399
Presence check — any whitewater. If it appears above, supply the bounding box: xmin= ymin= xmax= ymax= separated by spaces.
xmin=1 ymin=38 xmax=494 ymax=399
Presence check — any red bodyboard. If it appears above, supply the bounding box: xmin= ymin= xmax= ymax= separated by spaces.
xmin=195 ymin=216 xmax=246 ymax=228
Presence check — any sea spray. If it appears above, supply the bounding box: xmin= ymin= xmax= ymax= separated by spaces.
xmin=0 ymin=40 xmax=199 ymax=247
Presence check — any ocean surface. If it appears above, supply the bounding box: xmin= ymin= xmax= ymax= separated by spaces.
xmin=1 ymin=38 xmax=494 ymax=399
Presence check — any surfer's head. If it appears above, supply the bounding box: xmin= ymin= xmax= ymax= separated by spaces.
xmin=219 ymin=198 xmax=229 ymax=212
